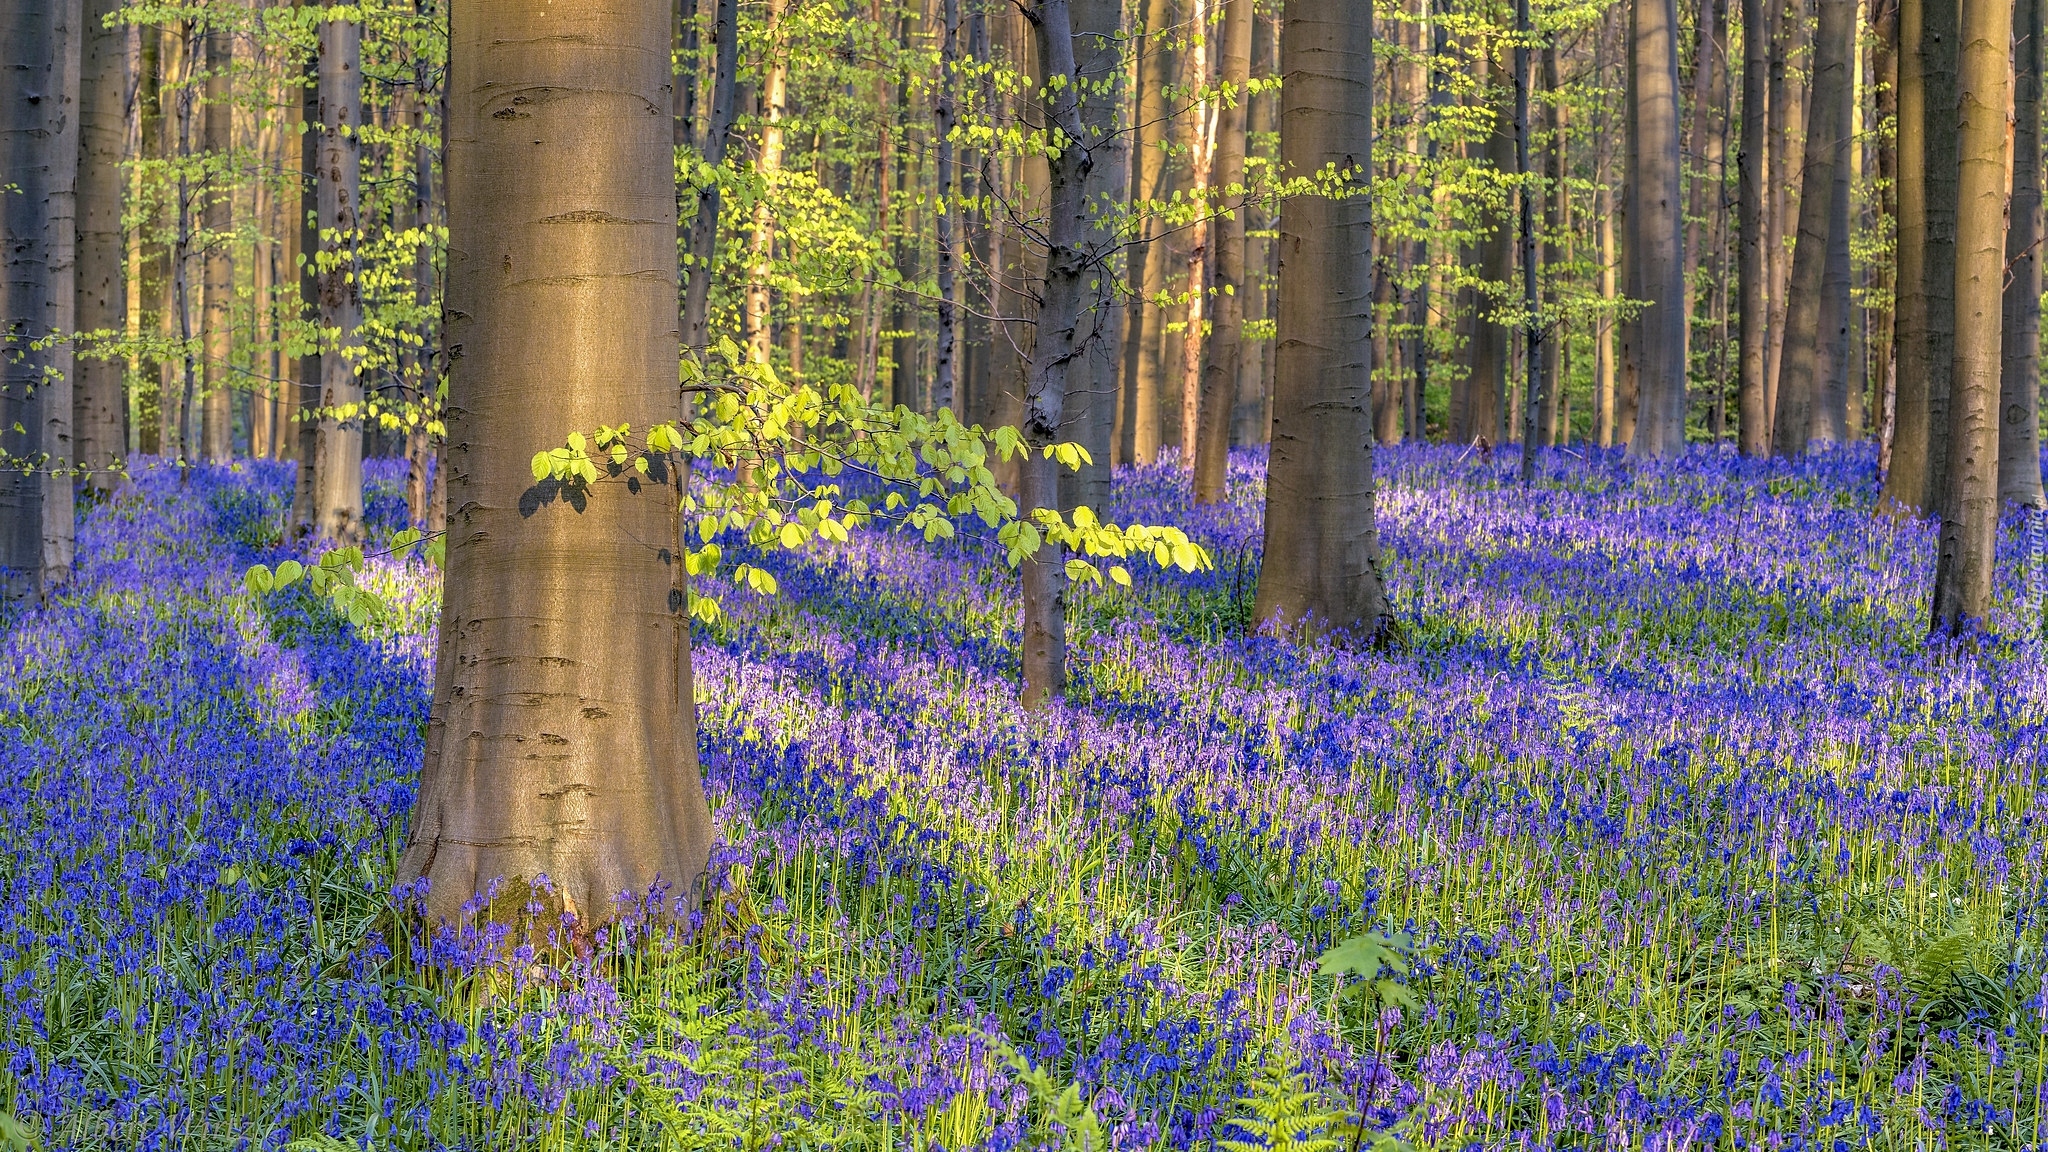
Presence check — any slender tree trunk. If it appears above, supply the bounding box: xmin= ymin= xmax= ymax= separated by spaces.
xmin=743 ymin=0 xmax=788 ymax=365
xmin=313 ymin=13 xmax=364 ymax=540
xmin=126 ymin=20 xmax=148 ymax=458
xmin=1930 ymin=0 xmax=2013 ymax=632
xmin=682 ymin=0 xmax=738 ymax=353
xmin=1538 ymin=45 xmax=1566 ymax=447
xmin=76 ymin=0 xmax=126 ymax=494
xmin=1597 ymin=185 xmax=1618 ymax=446
xmin=2001 ymin=0 xmax=2045 ymax=506
xmin=1017 ymin=0 xmax=1095 ymax=707
xmin=1870 ymin=0 xmax=1898 ymax=461
xmin=1060 ymin=0 xmax=1128 ymax=514
xmin=1921 ymin=0 xmax=1963 ymax=513
xmin=1684 ymin=0 xmax=1727 ymax=377
xmin=1813 ymin=66 xmax=1855 ymax=446
xmin=1771 ymin=0 xmax=1853 ymax=457
xmin=1122 ymin=0 xmax=1171 ymax=465
xmin=1471 ymin=47 xmax=1512 ymax=447
xmin=201 ymin=19 xmax=232 ymax=463
xmin=933 ymin=0 xmax=960 ymax=413
xmin=1628 ymin=0 xmax=1688 ymax=456
xmin=1410 ymin=0 xmax=1444 ymax=445
xmin=292 ymin=30 xmax=318 ymax=534
xmin=39 ymin=0 xmax=79 ymax=587
xmin=1177 ymin=0 xmax=1212 ymax=471
xmin=1883 ymin=0 xmax=1932 ymax=508
xmin=400 ymin=0 xmax=713 ymax=929
xmin=1514 ymin=0 xmax=1543 ymax=482
xmin=1254 ymin=0 xmax=1393 ymax=637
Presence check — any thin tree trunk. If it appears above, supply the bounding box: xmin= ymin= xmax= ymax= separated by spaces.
xmin=40 ymin=0 xmax=80 ymax=587
xmin=1684 ymin=0 xmax=1727 ymax=380
xmin=682 ymin=0 xmax=737 ymax=353
xmin=201 ymin=18 xmax=232 ymax=463
xmin=292 ymin=27 xmax=318 ymax=534
xmin=933 ymin=0 xmax=960 ymax=413
xmin=1017 ymin=0 xmax=1095 ymax=707
xmin=1812 ymin=44 xmax=1856 ymax=446
xmin=1538 ymin=45 xmax=1566 ymax=447
xmin=1930 ymin=0 xmax=2013 ymax=632
xmin=1630 ymin=0 xmax=1689 ymax=455
xmin=400 ymin=0 xmax=713 ymax=929
xmin=1471 ymin=47 xmax=1512 ymax=447
xmin=1178 ymin=0 xmax=1212 ymax=472
xmin=76 ymin=0 xmax=127 ymax=494
xmin=1254 ymin=0 xmax=1393 ymax=638
xmin=1920 ymin=0 xmax=1963 ymax=514
xmin=1515 ymin=0 xmax=1543 ymax=482
xmin=743 ymin=0 xmax=788 ymax=365
xmin=1870 ymin=0 xmax=1898 ymax=462
xmin=1772 ymin=0 xmax=1854 ymax=457
xmin=313 ymin=13 xmax=364 ymax=540
xmin=1597 ymin=184 xmax=1618 ymax=446
xmin=1122 ymin=0 xmax=1171 ymax=465
xmin=2000 ymin=0 xmax=2045 ymax=506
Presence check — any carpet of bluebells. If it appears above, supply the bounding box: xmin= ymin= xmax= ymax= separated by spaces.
xmin=5 ymin=444 xmax=2048 ymax=1151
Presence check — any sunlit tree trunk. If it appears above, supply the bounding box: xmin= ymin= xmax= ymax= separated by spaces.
xmin=1628 ymin=0 xmax=1688 ymax=456
xmin=1930 ymin=0 xmax=2013 ymax=633
xmin=1018 ymin=0 xmax=1094 ymax=707
xmin=2000 ymin=0 xmax=2045 ymax=507
xmin=1176 ymin=0 xmax=1212 ymax=471
xmin=201 ymin=18 xmax=232 ymax=463
xmin=400 ymin=0 xmax=712 ymax=929
xmin=313 ymin=12 xmax=364 ymax=541
xmin=1121 ymin=0 xmax=1171 ymax=465
xmin=743 ymin=0 xmax=788 ymax=365
xmin=1253 ymin=0 xmax=1393 ymax=638
xmin=76 ymin=0 xmax=126 ymax=494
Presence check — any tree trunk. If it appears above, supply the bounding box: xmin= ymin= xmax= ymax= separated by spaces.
xmin=1930 ymin=0 xmax=2013 ymax=633
xmin=1177 ymin=0 xmax=1212 ymax=472
xmin=1870 ymin=0 xmax=1898 ymax=461
xmin=292 ymin=30 xmax=319 ymax=535
xmin=1628 ymin=0 xmax=1688 ymax=456
xmin=1684 ymin=0 xmax=1726 ymax=377
xmin=76 ymin=0 xmax=126 ymax=494
xmin=1597 ymin=185 xmax=1618 ymax=446
xmin=933 ymin=0 xmax=960 ymax=413
xmin=1514 ymin=0 xmax=1542 ymax=482
xmin=1813 ymin=64 xmax=1855 ymax=446
xmin=1059 ymin=0 xmax=1128 ymax=514
xmin=201 ymin=19 xmax=232 ymax=463
xmin=1253 ymin=0 xmax=1393 ymax=637
xmin=400 ymin=0 xmax=713 ymax=930
xmin=681 ymin=0 xmax=737 ymax=353
xmin=1905 ymin=0 xmax=1963 ymax=514
xmin=1538 ymin=45 xmax=1566 ymax=447
xmin=1122 ymin=0 xmax=1171 ymax=465
xmin=1017 ymin=0 xmax=1095 ymax=708
xmin=313 ymin=14 xmax=364 ymax=541
xmin=1471 ymin=47 xmax=1512 ymax=447
xmin=38 ymin=0 xmax=79 ymax=590
xmin=743 ymin=0 xmax=787 ymax=365
xmin=0 ymin=0 xmax=62 ymax=599
xmin=1771 ymin=0 xmax=1853 ymax=457
xmin=2001 ymin=0 xmax=2045 ymax=506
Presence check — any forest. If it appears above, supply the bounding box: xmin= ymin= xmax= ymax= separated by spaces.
xmin=2 ymin=0 xmax=2048 ymax=1145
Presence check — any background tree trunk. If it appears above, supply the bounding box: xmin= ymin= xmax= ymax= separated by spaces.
xmin=1930 ymin=0 xmax=2012 ymax=633
xmin=2000 ymin=0 xmax=2045 ymax=506
xmin=1920 ymin=0 xmax=1963 ymax=513
xmin=1627 ymin=0 xmax=1688 ymax=456
xmin=743 ymin=0 xmax=787 ymax=365
xmin=201 ymin=18 xmax=232 ymax=463
xmin=1812 ymin=3 xmax=1856 ymax=446
xmin=1471 ymin=47 xmax=1512 ymax=447
xmin=933 ymin=0 xmax=960 ymax=413
xmin=400 ymin=0 xmax=713 ymax=929
xmin=1253 ymin=0 xmax=1392 ymax=637
xmin=1773 ymin=0 xmax=1853 ymax=456
xmin=1194 ymin=0 xmax=1249 ymax=503
xmin=1059 ymin=0 xmax=1128 ymax=514
xmin=313 ymin=14 xmax=363 ymax=541
xmin=41 ymin=0 xmax=80 ymax=589
xmin=682 ymin=0 xmax=737 ymax=354
xmin=1120 ymin=0 xmax=1172 ymax=465
xmin=1515 ymin=0 xmax=1543 ymax=482
xmin=1738 ymin=0 xmax=1771 ymax=454
xmin=292 ymin=30 xmax=318 ymax=535
xmin=76 ymin=0 xmax=127 ymax=495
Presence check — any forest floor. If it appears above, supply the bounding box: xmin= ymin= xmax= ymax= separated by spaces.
xmin=4 ymin=445 xmax=2047 ymax=1150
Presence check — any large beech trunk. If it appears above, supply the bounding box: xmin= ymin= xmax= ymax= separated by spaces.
xmin=2000 ymin=0 xmax=2045 ymax=507
xmin=76 ymin=0 xmax=127 ymax=494
xmin=1018 ymin=0 xmax=1093 ymax=709
xmin=1929 ymin=0 xmax=2013 ymax=633
xmin=1769 ymin=0 xmax=1853 ymax=457
xmin=1627 ymin=0 xmax=1688 ymax=456
xmin=313 ymin=14 xmax=364 ymax=541
xmin=399 ymin=0 xmax=713 ymax=928
xmin=1253 ymin=0 xmax=1393 ymax=638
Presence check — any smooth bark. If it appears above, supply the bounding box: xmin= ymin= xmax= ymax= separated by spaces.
xmin=313 ymin=14 xmax=364 ymax=541
xmin=1253 ymin=0 xmax=1393 ymax=638
xmin=1195 ymin=0 xmax=1251 ymax=502
xmin=76 ymin=0 xmax=126 ymax=493
xmin=1770 ymin=0 xmax=1853 ymax=456
xmin=2001 ymin=0 xmax=2045 ymax=506
xmin=1627 ymin=0 xmax=1688 ymax=456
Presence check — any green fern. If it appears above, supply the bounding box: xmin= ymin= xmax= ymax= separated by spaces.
xmin=1218 ymin=1058 xmax=1345 ymax=1152
xmin=996 ymin=1040 xmax=1106 ymax=1152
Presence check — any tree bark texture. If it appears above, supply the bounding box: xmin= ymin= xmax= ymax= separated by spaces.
xmin=201 ymin=19 xmax=232 ymax=463
xmin=1196 ymin=0 xmax=1256 ymax=503
xmin=401 ymin=0 xmax=714 ymax=929
xmin=0 ymin=0 xmax=62 ymax=599
xmin=1253 ymin=0 xmax=1393 ymax=638
xmin=1121 ymin=0 xmax=1171 ymax=465
xmin=1931 ymin=0 xmax=2012 ymax=632
xmin=2000 ymin=0 xmax=2045 ymax=506
xmin=76 ymin=0 xmax=127 ymax=493
xmin=1627 ymin=0 xmax=1688 ymax=456
xmin=1058 ymin=0 xmax=1127 ymax=516
xmin=1770 ymin=0 xmax=1852 ymax=457
xmin=313 ymin=14 xmax=364 ymax=541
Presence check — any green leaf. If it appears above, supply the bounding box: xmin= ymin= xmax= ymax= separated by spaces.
xmin=245 ymin=565 xmax=274 ymax=594
xmin=274 ymin=559 xmax=305 ymax=588
xmin=531 ymin=451 xmax=552 ymax=482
